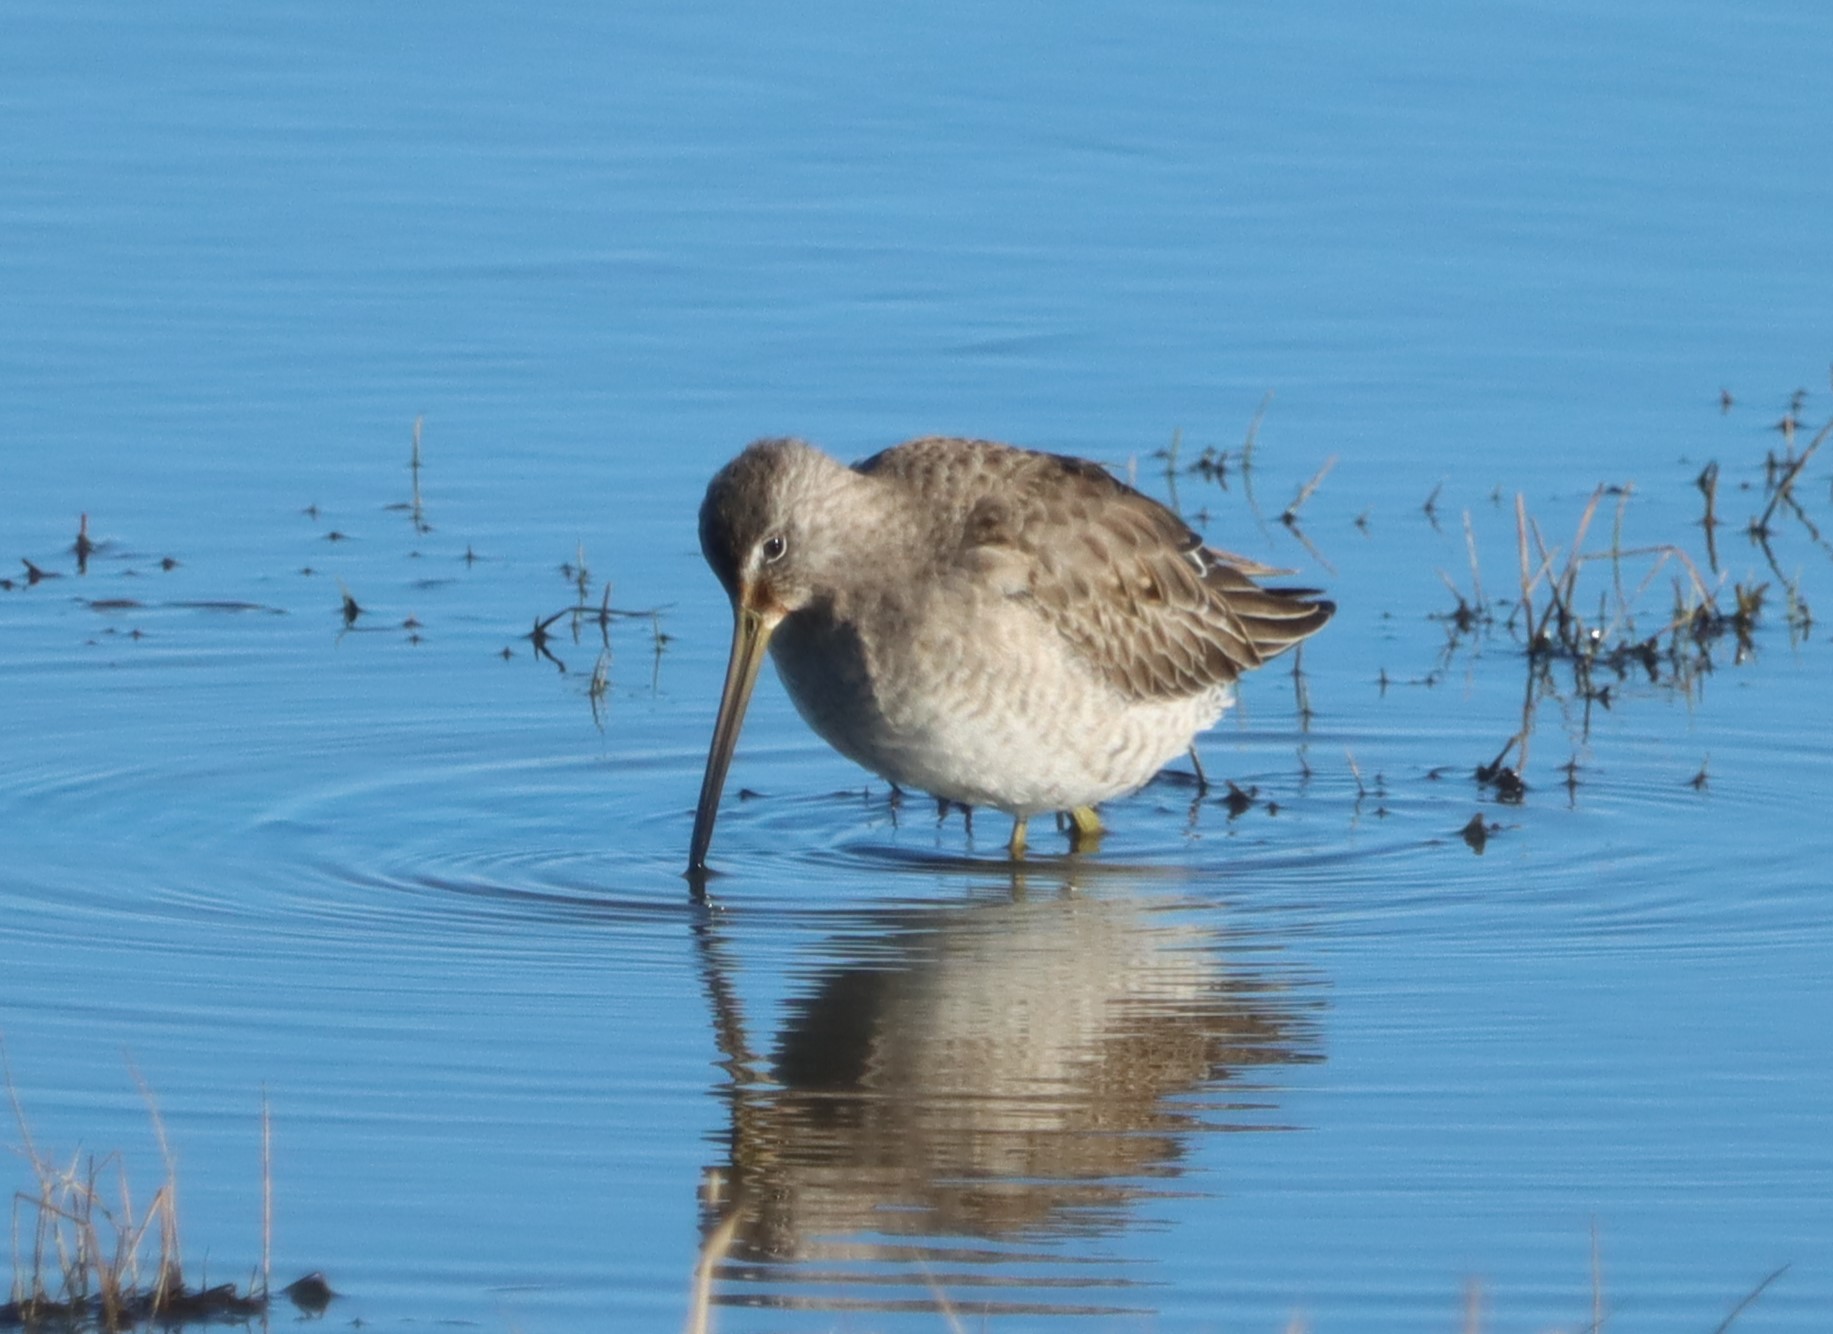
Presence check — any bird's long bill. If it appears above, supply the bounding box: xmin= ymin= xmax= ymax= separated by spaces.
xmin=688 ymin=602 xmax=775 ymax=874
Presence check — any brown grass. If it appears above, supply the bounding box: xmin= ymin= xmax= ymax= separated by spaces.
xmin=3 ymin=1056 xmax=274 ymax=1331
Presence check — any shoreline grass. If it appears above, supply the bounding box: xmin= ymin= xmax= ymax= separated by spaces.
xmin=2 ymin=1057 xmax=325 ymax=1331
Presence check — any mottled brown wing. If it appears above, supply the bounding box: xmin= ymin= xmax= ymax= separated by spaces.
xmin=861 ymin=437 xmax=1334 ymax=702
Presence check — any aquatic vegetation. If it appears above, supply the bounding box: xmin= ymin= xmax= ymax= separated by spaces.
xmin=1423 ymin=397 xmax=1828 ymax=804
xmin=2 ymin=1064 xmax=328 ymax=1332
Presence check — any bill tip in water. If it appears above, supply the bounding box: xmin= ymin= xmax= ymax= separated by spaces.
xmin=683 ymin=858 xmax=721 ymax=899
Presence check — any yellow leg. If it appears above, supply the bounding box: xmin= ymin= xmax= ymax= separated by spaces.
xmin=1007 ymin=817 xmax=1028 ymax=859
xmin=1068 ymin=805 xmax=1103 ymax=851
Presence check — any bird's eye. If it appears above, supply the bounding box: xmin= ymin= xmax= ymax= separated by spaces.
xmin=760 ymin=534 xmax=788 ymax=564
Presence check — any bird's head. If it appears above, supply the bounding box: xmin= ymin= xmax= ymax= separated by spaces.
xmin=699 ymin=437 xmax=853 ymax=623
xmin=690 ymin=438 xmax=859 ymax=879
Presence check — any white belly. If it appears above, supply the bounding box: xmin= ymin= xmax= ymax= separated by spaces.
xmin=769 ymin=593 xmax=1233 ymax=817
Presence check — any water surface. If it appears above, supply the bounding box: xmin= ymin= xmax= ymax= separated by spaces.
xmin=3 ymin=1 xmax=1831 ymax=1330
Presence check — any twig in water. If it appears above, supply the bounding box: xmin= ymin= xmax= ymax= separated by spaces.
xmin=1157 ymin=428 xmax=1184 ymax=515
xmin=1708 ymin=1263 xmax=1789 ymax=1333
xmin=1282 ymin=517 xmax=1335 ymax=573
xmin=650 ymin=610 xmax=671 ymax=693
xmin=1238 ymin=393 xmax=1274 ymax=532
xmin=1240 ymin=391 xmax=1272 ymax=476
xmin=1282 ymin=455 xmax=1337 ymax=527
xmin=526 ymin=609 xmax=568 ymax=671
xmin=1751 ymin=417 xmax=1828 ymax=540
xmin=573 ymin=542 xmax=592 ymax=605
xmin=1556 ymin=487 xmax=1607 ymax=641
xmin=1435 ymin=568 xmax=1482 ymax=634
xmin=1513 ymin=493 xmax=1533 ymax=633
xmin=1609 ymin=485 xmax=1634 ymax=627
xmin=1462 ymin=509 xmax=1485 ymax=613
xmin=128 ymin=1062 xmax=182 ymax=1305
xmin=407 ymin=415 xmax=429 ymax=534
xmin=1697 ymin=461 xmax=1721 ymax=571
xmin=1290 ymin=643 xmax=1315 ymax=727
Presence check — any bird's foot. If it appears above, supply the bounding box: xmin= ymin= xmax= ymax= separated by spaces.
xmin=1067 ymin=806 xmax=1103 ymax=852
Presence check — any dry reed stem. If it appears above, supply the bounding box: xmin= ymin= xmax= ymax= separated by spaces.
xmin=1511 ymin=482 xmax=1718 ymax=653
xmin=1462 ymin=509 xmax=1485 ymax=610
xmin=1240 ymin=391 xmax=1273 ymax=472
xmin=1514 ymin=493 xmax=1534 ymax=628
xmin=1290 ymin=642 xmax=1315 ymax=726
xmin=1754 ymin=417 xmax=1829 ymax=535
xmin=5 ymin=1056 xmax=278 ymax=1329
xmin=1558 ymin=486 xmax=1606 ymax=622
xmin=1610 ymin=486 xmax=1633 ymax=621
xmin=1524 ymin=514 xmax=1563 ymax=642
xmin=1699 ymin=461 xmax=1722 ymax=570
xmin=1493 ymin=720 xmax=1530 ymax=780
xmin=1617 ymin=549 xmax=1682 ymax=623
xmin=1435 ymin=568 xmax=1470 ymax=609
xmin=1283 ymin=516 xmax=1334 ymax=572
xmin=128 ymin=1062 xmax=181 ymax=1308
xmin=1283 ymin=454 xmax=1337 ymax=523
xmin=1710 ymin=1263 xmax=1790 ymax=1333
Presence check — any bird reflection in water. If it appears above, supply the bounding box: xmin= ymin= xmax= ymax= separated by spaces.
xmin=688 ymin=875 xmax=1324 ymax=1322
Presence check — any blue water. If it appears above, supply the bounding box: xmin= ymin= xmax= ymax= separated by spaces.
xmin=3 ymin=1 xmax=1831 ymax=1330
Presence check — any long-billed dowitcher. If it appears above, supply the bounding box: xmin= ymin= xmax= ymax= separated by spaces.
xmin=688 ymin=436 xmax=1333 ymax=873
